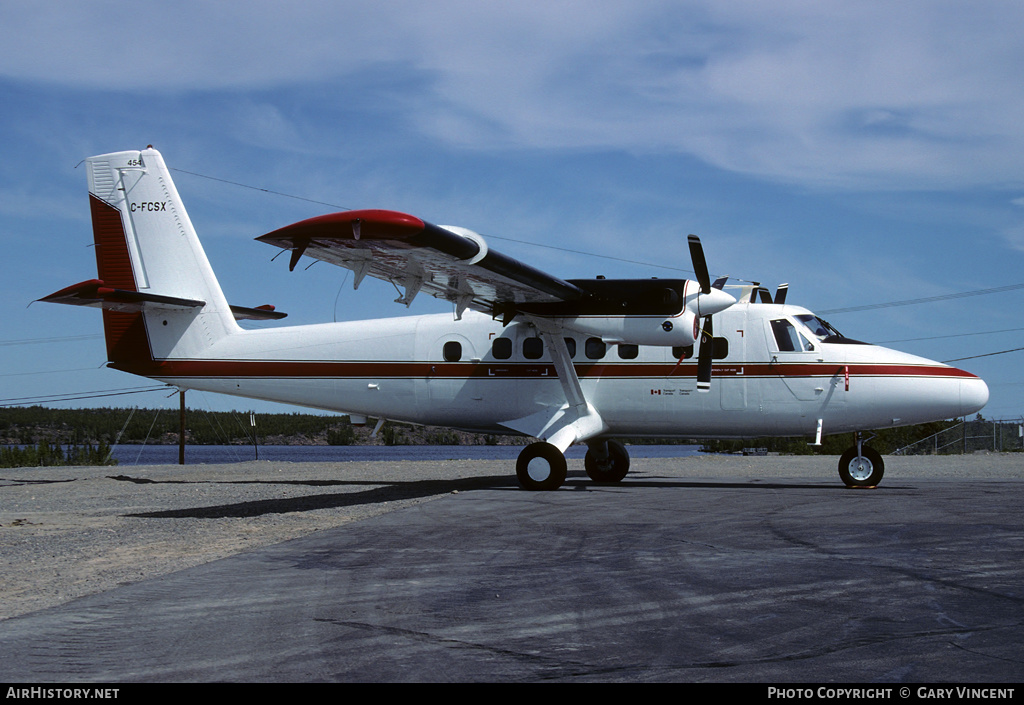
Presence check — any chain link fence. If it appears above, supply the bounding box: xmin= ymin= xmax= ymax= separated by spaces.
xmin=893 ymin=417 xmax=1024 ymax=455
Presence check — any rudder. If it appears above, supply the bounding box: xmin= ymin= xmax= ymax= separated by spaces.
xmin=42 ymin=147 xmax=240 ymax=372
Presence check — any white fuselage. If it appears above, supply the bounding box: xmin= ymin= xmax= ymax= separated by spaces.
xmin=41 ymin=147 xmax=991 ymax=490
xmin=131 ymin=301 xmax=988 ymax=441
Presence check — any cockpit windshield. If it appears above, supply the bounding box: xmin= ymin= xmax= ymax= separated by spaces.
xmin=796 ymin=314 xmax=837 ymax=340
xmin=794 ymin=314 xmax=866 ymax=345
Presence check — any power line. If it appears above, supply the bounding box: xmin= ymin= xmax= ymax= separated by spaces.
xmin=171 ymin=167 xmax=707 ymax=278
xmin=170 ymin=168 xmax=348 ymax=211
xmin=0 ymin=386 xmax=169 ymax=407
xmin=0 ymin=334 xmax=102 ymax=347
xmin=878 ymin=326 xmax=1024 ymax=344
xmin=819 ymin=283 xmax=1024 ymax=315
xmin=172 ymin=167 xmax=1024 ymax=312
xmin=483 ymin=233 xmax=694 ymax=275
xmin=0 ymin=367 xmax=102 ymax=378
xmin=943 ymin=347 xmax=1024 ymax=364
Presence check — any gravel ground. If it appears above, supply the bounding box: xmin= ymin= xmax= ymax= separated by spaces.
xmin=1 ymin=452 xmax=1021 ymax=621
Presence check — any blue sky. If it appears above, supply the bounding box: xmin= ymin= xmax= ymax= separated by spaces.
xmin=2 ymin=1 xmax=1024 ymax=421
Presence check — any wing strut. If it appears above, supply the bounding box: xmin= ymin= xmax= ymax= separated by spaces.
xmin=499 ymin=321 xmax=607 ymax=451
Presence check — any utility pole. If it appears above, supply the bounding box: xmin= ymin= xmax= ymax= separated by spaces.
xmin=179 ymin=390 xmax=186 ymax=465
xmin=250 ymin=412 xmax=259 ymax=460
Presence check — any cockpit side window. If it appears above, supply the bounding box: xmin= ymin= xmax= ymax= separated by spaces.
xmin=770 ymin=319 xmax=813 ymax=352
xmin=796 ymin=314 xmax=837 ymax=340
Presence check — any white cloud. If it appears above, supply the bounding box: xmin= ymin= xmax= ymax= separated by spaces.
xmin=1001 ymin=223 xmax=1024 ymax=253
xmin=2 ymin=1 xmax=1023 ymax=191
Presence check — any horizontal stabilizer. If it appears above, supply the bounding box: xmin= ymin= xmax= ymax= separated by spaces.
xmin=40 ymin=279 xmax=286 ymax=321
xmin=38 ymin=279 xmax=205 ymax=312
xmin=229 ymin=304 xmax=288 ymax=321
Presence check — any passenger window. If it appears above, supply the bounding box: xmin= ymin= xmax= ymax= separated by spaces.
xmin=672 ymin=345 xmax=694 ymax=360
xmin=523 ymin=337 xmax=544 ymax=360
xmin=698 ymin=336 xmax=729 ymax=360
xmin=585 ymin=337 xmax=606 ymax=360
xmin=443 ymin=341 xmax=462 ymax=362
xmin=492 ymin=337 xmax=512 ymax=360
xmin=712 ymin=337 xmax=729 ymax=360
xmin=564 ymin=337 xmax=577 ymax=359
xmin=618 ymin=344 xmax=639 ymax=360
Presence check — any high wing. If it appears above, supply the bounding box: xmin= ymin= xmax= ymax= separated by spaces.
xmin=257 ymin=208 xmax=735 ymax=354
xmin=257 ymin=209 xmax=588 ymax=320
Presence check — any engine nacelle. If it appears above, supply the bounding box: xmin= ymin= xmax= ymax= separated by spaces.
xmin=562 ymin=310 xmax=701 ymax=347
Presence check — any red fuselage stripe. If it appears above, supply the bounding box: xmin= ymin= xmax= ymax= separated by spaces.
xmin=113 ymin=359 xmax=979 ymax=380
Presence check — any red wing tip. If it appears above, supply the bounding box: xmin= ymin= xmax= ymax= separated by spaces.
xmin=259 ymin=209 xmax=426 ymax=242
xmin=344 ymin=209 xmax=425 ymax=226
xmin=39 ymin=279 xmax=104 ymax=301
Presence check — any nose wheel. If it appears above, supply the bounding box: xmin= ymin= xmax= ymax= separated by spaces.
xmin=838 ymin=439 xmax=884 ymax=487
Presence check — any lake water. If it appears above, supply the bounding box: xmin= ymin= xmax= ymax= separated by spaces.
xmin=108 ymin=444 xmax=705 ymax=465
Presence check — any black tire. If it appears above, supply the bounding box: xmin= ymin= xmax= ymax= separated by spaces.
xmin=838 ymin=445 xmax=884 ymax=487
xmin=516 ymin=442 xmax=568 ymax=490
xmin=584 ymin=440 xmax=630 ymax=483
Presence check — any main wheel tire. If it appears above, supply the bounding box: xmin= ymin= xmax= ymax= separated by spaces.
xmin=838 ymin=445 xmax=884 ymax=487
xmin=584 ymin=440 xmax=630 ymax=483
xmin=516 ymin=442 xmax=568 ymax=491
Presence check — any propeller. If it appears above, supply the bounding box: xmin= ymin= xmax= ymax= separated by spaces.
xmin=696 ymin=315 xmax=714 ymax=392
xmin=751 ymin=282 xmax=788 ymax=304
xmin=686 ymin=234 xmax=735 ymax=392
xmin=687 ymin=235 xmax=711 ymax=294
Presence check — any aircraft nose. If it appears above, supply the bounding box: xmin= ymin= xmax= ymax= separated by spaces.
xmin=959 ymin=376 xmax=989 ymax=416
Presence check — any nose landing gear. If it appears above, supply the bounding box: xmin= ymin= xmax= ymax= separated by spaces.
xmin=839 ymin=432 xmax=884 ymax=487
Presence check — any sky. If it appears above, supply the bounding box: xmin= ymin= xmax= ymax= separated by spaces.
xmin=2 ymin=1 xmax=1024 ymax=423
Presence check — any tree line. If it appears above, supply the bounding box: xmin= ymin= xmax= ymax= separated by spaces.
xmin=1 ymin=405 xmax=360 ymax=447
xmin=2 ymin=406 xmax=1001 ymax=468
xmin=0 ymin=406 xmax=516 ymax=467
xmin=700 ymin=419 xmax=958 ymax=455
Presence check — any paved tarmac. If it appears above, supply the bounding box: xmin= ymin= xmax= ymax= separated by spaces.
xmin=1 ymin=454 xmax=1022 ymax=682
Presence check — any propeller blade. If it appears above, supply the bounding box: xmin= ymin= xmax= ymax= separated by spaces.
xmin=697 ymin=315 xmax=713 ymax=392
xmin=687 ymin=234 xmax=711 ymax=294
xmin=774 ymin=283 xmax=789 ymax=304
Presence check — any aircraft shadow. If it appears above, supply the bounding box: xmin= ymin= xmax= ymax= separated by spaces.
xmin=573 ymin=473 xmax=871 ymax=492
xmin=114 ymin=471 xmax=890 ymax=520
xmin=117 ymin=473 xmax=517 ymax=519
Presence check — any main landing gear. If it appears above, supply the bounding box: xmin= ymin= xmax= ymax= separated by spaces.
xmin=838 ymin=432 xmax=884 ymax=487
xmin=516 ymin=442 xmax=567 ymax=491
xmin=515 ymin=439 xmax=631 ymax=490
xmin=584 ymin=439 xmax=630 ymax=483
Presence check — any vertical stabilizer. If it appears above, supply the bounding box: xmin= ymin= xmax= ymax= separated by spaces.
xmin=83 ymin=148 xmax=239 ymax=369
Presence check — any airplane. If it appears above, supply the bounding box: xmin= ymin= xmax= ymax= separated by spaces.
xmin=40 ymin=147 xmax=989 ymax=490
